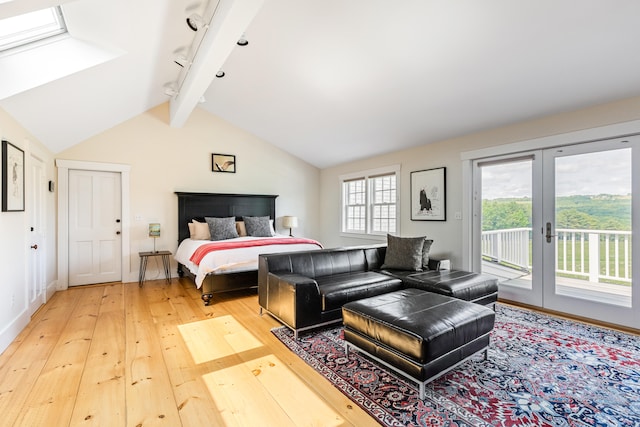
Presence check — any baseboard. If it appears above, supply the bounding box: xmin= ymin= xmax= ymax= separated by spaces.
xmin=46 ymin=280 xmax=57 ymax=301
xmin=0 ymin=309 xmax=30 ymax=355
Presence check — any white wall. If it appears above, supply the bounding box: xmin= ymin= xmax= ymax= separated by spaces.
xmin=319 ymin=95 xmax=640 ymax=268
xmin=58 ymin=103 xmax=321 ymax=281
xmin=0 ymin=107 xmax=57 ymax=353
xmin=3 ymin=93 xmax=640 ymax=354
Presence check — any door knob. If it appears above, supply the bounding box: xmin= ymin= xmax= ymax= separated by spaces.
xmin=116 ymin=231 xmax=121 ymax=235
xmin=30 ymin=244 xmax=38 ymax=249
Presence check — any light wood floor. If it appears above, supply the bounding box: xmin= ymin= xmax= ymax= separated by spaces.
xmin=0 ymin=278 xmax=378 ymax=427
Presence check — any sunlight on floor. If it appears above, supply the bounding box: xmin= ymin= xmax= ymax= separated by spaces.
xmin=177 ymin=315 xmax=263 ymax=364
xmin=178 ymin=315 xmax=345 ymax=426
xmin=203 ymin=354 xmax=344 ymax=427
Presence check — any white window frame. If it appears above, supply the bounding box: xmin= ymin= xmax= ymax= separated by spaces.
xmin=340 ymin=164 xmax=400 ymax=239
xmin=0 ymin=6 xmax=67 ymax=53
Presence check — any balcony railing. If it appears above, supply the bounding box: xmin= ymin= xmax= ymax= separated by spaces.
xmin=481 ymin=228 xmax=632 ymax=284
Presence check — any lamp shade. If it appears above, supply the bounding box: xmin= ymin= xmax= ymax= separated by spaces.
xmin=149 ymin=223 xmax=161 ymax=238
xmin=282 ymin=216 xmax=298 ymax=229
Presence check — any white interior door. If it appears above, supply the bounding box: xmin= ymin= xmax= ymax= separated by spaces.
xmin=68 ymin=170 xmax=122 ymax=286
xmin=27 ymin=153 xmax=46 ymax=316
xmin=542 ymin=137 xmax=637 ymax=328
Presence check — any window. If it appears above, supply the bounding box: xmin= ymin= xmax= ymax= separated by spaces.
xmin=341 ymin=165 xmax=400 ymax=236
xmin=0 ymin=7 xmax=67 ymax=52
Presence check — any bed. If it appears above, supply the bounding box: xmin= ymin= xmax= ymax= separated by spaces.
xmin=174 ymin=192 xmax=322 ymax=305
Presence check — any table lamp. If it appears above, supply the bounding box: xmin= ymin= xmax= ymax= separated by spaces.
xmin=282 ymin=216 xmax=298 ymax=237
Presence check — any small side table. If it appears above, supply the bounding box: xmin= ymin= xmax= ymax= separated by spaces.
xmin=139 ymin=250 xmax=172 ymax=287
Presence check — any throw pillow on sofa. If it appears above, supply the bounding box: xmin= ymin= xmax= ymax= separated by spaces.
xmin=422 ymin=239 xmax=434 ymax=269
xmin=381 ymin=234 xmax=425 ymax=271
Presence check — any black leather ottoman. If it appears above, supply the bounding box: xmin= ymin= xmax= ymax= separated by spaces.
xmin=403 ymin=270 xmax=498 ymax=307
xmin=342 ymin=288 xmax=495 ymax=399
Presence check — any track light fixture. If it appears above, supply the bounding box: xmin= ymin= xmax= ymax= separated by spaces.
xmin=186 ymin=13 xmax=205 ymax=31
xmin=163 ymin=82 xmax=178 ymax=96
xmin=174 ymin=55 xmax=189 ymax=67
xmin=237 ymin=34 xmax=248 ymax=46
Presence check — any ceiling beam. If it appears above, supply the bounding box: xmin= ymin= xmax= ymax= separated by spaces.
xmin=169 ymin=0 xmax=264 ymax=128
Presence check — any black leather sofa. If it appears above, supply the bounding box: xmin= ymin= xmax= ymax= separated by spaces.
xmin=258 ymin=245 xmax=498 ymax=338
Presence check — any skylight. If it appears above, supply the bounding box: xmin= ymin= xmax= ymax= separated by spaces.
xmin=0 ymin=7 xmax=67 ymax=52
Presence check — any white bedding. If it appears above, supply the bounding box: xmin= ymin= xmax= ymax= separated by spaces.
xmin=174 ymin=235 xmax=322 ymax=288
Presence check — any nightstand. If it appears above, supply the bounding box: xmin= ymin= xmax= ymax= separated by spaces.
xmin=138 ymin=250 xmax=172 ymax=287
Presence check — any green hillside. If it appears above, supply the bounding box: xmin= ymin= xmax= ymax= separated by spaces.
xmin=482 ymin=194 xmax=631 ymax=231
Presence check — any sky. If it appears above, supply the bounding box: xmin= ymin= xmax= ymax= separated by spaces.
xmin=481 ymin=148 xmax=631 ymax=200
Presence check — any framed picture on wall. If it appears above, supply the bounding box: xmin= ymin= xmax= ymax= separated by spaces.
xmin=410 ymin=167 xmax=446 ymax=221
xmin=212 ymin=153 xmax=236 ymax=173
xmin=2 ymin=140 xmax=25 ymax=212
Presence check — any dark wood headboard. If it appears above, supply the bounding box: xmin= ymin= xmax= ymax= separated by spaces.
xmin=175 ymin=192 xmax=278 ymax=243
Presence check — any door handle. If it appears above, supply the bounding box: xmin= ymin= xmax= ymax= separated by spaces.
xmin=30 ymin=244 xmax=38 ymax=250
xmin=116 ymin=231 xmax=121 ymax=235
xmin=545 ymin=222 xmax=556 ymax=243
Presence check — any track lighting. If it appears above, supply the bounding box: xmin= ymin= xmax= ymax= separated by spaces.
xmin=174 ymin=55 xmax=189 ymax=67
xmin=186 ymin=13 xmax=205 ymax=31
xmin=237 ymin=34 xmax=248 ymax=46
xmin=163 ymin=82 xmax=178 ymax=96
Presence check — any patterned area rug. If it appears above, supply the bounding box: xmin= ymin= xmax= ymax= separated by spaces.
xmin=272 ymin=304 xmax=640 ymax=426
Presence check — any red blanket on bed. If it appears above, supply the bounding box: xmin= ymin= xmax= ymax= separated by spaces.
xmin=189 ymin=237 xmax=323 ymax=265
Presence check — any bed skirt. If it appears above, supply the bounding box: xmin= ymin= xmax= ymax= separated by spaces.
xmin=177 ymin=263 xmax=257 ymax=305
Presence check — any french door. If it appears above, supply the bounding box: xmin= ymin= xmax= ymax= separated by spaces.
xmin=474 ymin=136 xmax=638 ymax=328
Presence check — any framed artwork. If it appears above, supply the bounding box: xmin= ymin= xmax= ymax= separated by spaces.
xmin=212 ymin=153 xmax=236 ymax=173
xmin=2 ymin=140 xmax=25 ymax=212
xmin=410 ymin=167 xmax=446 ymax=221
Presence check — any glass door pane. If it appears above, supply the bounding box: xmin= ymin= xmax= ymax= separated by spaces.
xmin=553 ymin=148 xmax=631 ymax=305
xmin=543 ymin=138 xmax=637 ymax=329
xmin=478 ymin=154 xmax=542 ymax=306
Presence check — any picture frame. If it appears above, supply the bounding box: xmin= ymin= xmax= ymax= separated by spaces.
xmin=410 ymin=167 xmax=446 ymax=221
xmin=212 ymin=153 xmax=236 ymax=173
xmin=2 ymin=140 xmax=25 ymax=212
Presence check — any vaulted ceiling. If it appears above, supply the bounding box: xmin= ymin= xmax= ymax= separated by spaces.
xmin=2 ymin=0 xmax=640 ymax=168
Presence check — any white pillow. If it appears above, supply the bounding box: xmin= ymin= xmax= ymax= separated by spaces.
xmin=189 ymin=220 xmax=211 ymax=240
xmin=236 ymin=221 xmax=247 ymax=237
